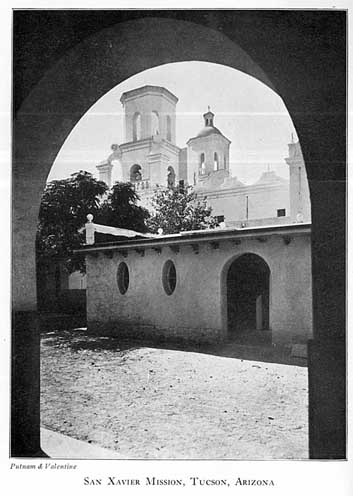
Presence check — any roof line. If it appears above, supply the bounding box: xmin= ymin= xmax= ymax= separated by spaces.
xmin=120 ymin=85 xmax=178 ymax=104
xmin=76 ymin=223 xmax=311 ymax=254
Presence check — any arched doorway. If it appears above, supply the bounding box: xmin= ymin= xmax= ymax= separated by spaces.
xmin=227 ymin=254 xmax=270 ymax=339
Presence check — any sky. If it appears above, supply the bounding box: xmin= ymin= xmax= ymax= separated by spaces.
xmin=48 ymin=61 xmax=298 ymax=185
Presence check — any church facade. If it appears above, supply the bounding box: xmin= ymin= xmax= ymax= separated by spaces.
xmin=96 ymin=85 xmax=311 ymax=227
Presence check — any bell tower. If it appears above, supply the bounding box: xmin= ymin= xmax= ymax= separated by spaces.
xmin=186 ymin=107 xmax=231 ymax=186
xmin=117 ymin=86 xmax=181 ymax=199
xmin=285 ymin=138 xmax=311 ymax=223
xmin=121 ymin=85 xmax=177 ymax=144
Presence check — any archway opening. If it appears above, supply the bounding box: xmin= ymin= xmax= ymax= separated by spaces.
xmin=166 ymin=115 xmax=172 ymax=141
xmin=151 ymin=110 xmax=160 ymax=136
xmin=214 ymin=152 xmax=219 ymax=171
xmin=15 ymin=12 xmax=342 ymax=462
xmin=133 ymin=112 xmax=141 ymax=141
xmin=39 ymin=59 xmax=308 ymax=456
xmin=167 ymin=166 xmax=175 ymax=188
xmin=227 ymin=253 xmax=270 ymax=339
xmin=130 ymin=163 xmax=142 ymax=183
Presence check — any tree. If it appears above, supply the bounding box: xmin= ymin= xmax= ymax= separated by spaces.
xmin=97 ymin=181 xmax=150 ymax=233
xmin=37 ymin=171 xmax=108 ymax=273
xmin=147 ymin=186 xmax=218 ymax=234
xmin=37 ymin=173 xmax=150 ymax=273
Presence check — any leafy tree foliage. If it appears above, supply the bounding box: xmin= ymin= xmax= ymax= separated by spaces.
xmin=147 ymin=186 xmax=218 ymax=234
xmin=97 ymin=182 xmax=149 ymax=233
xmin=37 ymin=172 xmax=148 ymax=273
xmin=37 ymin=172 xmax=215 ymax=274
xmin=37 ymin=171 xmax=108 ymax=273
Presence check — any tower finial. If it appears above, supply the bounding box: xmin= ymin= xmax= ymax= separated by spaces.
xmin=291 ymin=132 xmax=294 ymax=143
xmin=208 ymin=105 xmax=210 ymax=112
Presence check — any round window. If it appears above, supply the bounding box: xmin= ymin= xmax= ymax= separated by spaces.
xmin=117 ymin=262 xmax=129 ymax=294
xmin=162 ymin=260 xmax=177 ymax=295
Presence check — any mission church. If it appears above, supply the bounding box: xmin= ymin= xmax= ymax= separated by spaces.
xmin=96 ymin=85 xmax=311 ymax=227
xmin=74 ymin=85 xmax=313 ymax=349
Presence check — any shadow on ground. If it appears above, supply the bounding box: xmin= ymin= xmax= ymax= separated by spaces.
xmin=41 ymin=327 xmax=307 ymax=367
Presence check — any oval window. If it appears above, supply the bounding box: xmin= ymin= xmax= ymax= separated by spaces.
xmin=117 ymin=262 xmax=129 ymax=294
xmin=162 ymin=260 xmax=177 ymax=295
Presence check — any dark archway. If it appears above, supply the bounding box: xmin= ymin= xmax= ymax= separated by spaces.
xmin=130 ymin=164 xmax=142 ymax=182
xmin=227 ymin=254 xmax=270 ymax=337
xmin=13 ymin=11 xmax=346 ymax=459
xmin=167 ymin=166 xmax=176 ymax=188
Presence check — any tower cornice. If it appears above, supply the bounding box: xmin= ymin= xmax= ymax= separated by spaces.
xmin=120 ymin=85 xmax=178 ymax=106
xmin=120 ymin=138 xmax=181 ymax=154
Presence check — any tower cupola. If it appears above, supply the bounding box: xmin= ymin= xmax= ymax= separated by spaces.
xmin=186 ymin=106 xmax=231 ymax=185
xmin=203 ymin=106 xmax=215 ymax=127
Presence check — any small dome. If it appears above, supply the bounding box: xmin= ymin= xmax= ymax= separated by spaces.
xmin=187 ymin=107 xmax=230 ymax=143
xmin=195 ymin=126 xmax=223 ymax=138
xmin=255 ymin=170 xmax=288 ymax=185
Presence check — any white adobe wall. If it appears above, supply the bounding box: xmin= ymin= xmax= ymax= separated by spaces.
xmin=207 ymin=183 xmax=290 ymax=223
xmin=86 ymin=232 xmax=312 ymax=345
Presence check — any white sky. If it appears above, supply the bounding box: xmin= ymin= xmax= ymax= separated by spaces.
xmin=49 ymin=61 xmax=298 ymax=185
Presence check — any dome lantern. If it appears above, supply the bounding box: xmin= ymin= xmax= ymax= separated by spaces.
xmin=203 ymin=106 xmax=215 ymax=127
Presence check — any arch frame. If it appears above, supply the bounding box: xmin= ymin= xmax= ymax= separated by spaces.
xmin=12 ymin=11 xmax=346 ymax=459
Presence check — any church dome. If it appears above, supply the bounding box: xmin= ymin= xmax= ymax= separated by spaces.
xmin=254 ymin=170 xmax=288 ymax=185
xmin=195 ymin=125 xmax=223 ymax=138
xmin=188 ymin=107 xmax=230 ymax=143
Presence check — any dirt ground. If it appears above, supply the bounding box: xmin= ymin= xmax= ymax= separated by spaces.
xmin=40 ymin=329 xmax=309 ymax=459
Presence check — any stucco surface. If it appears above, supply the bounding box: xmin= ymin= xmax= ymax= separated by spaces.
xmin=86 ymin=232 xmax=312 ymax=344
xmin=207 ymin=183 xmax=290 ymax=222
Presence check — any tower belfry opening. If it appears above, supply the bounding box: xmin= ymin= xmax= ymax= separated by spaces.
xmin=204 ymin=107 xmax=214 ymax=127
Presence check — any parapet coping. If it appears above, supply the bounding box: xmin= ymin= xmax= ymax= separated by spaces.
xmin=76 ymin=222 xmax=311 ymax=255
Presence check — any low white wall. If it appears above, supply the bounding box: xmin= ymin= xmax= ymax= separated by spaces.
xmin=86 ymin=232 xmax=312 ymax=345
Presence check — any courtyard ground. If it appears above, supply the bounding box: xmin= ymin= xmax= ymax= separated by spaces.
xmin=40 ymin=329 xmax=308 ymax=459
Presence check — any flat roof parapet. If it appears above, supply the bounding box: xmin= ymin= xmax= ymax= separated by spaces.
xmin=76 ymin=223 xmax=311 ymax=255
